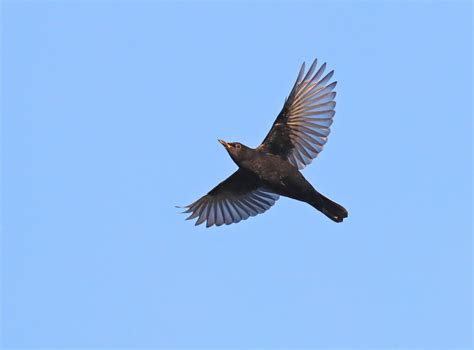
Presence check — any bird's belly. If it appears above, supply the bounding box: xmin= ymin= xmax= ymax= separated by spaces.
xmin=242 ymin=154 xmax=315 ymax=200
xmin=255 ymin=167 xmax=313 ymax=200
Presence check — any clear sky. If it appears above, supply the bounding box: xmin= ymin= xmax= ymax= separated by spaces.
xmin=1 ymin=1 xmax=472 ymax=348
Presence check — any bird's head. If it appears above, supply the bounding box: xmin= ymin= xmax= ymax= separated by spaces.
xmin=218 ymin=139 xmax=253 ymax=164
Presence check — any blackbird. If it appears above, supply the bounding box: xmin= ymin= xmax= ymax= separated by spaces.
xmin=180 ymin=59 xmax=348 ymax=227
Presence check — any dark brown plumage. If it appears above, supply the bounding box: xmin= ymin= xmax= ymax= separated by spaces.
xmin=180 ymin=59 xmax=348 ymax=227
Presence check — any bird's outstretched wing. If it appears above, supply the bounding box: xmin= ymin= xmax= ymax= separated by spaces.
xmin=181 ymin=169 xmax=279 ymax=227
xmin=258 ymin=59 xmax=337 ymax=169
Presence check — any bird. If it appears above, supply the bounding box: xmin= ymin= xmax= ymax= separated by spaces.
xmin=179 ymin=59 xmax=348 ymax=227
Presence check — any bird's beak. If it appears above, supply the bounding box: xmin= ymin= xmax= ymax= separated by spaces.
xmin=218 ymin=139 xmax=230 ymax=148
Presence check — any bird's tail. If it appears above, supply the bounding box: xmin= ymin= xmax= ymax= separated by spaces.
xmin=309 ymin=191 xmax=348 ymax=223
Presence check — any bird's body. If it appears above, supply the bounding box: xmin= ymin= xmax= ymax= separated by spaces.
xmin=236 ymin=149 xmax=312 ymax=201
xmin=180 ymin=59 xmax=348 ymax=227
xmin=221 ymin=145 xmax=347 ymax=223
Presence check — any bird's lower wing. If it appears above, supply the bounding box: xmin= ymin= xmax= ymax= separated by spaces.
xmin=180 ymin=169 xmax=279 ymax=227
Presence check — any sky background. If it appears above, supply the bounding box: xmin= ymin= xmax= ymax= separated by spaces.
xmin=1 ymin=1 xmax=472 ymax=349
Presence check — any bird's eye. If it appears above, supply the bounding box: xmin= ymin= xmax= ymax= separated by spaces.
xmin=236 ymin=144 xmax=241 ymax=149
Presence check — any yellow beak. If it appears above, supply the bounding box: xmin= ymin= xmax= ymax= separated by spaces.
xmin=218 ymin=139 xmax=230 ymax=148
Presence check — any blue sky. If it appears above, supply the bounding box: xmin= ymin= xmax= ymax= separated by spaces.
xmin=1 ymin=1 xmax=472 ymax=348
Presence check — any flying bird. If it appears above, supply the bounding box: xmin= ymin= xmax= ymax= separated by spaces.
xmin=180 ymin=59 xmax=348 ymax=227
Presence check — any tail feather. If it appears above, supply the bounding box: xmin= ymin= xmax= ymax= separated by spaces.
xmin=309 ymin=191 xmax=348 ymax=223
